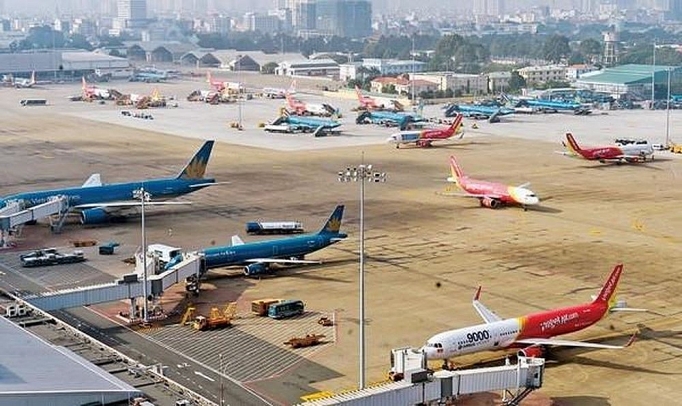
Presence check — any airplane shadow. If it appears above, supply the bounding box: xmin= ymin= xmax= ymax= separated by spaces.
xmin=545 ymin=328 xmax=682 ymax=376
xmin=549 ymin=396 xmax=611 ymax=406
xmin=528 ymin=204 xmax=562 ymax=214
xmin=578 ymin=162 xmax=664 ymax=171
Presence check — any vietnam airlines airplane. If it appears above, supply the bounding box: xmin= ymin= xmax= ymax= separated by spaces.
xmin=421 ymin=264 xmax=641 ymax=362
xmin=0 ymin=141 xmax=217 ymax=231
xmin=386 ymin=114 xmax=464 ymax=148
xmin=560 ymin=133 xmax=654 ymax=163
xmin=444 ymin=155 xmax=540 ymax=210
xmin=196 ymin=205 xmax=347 ymax=276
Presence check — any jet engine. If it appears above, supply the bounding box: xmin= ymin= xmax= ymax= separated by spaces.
xmin=80 ymin=208 xmax=109 ymax=224
xmin=244 ymin=263 xmax=268 ymax=276
xmin=517 ymin=346 xmax=545 ymax=358
xmin=480 ymin=197 xmax=501 ymax=209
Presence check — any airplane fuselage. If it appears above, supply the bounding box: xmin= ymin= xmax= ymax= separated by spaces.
xmin=580 ymin=145 xmax=653 ymax=161
xmin=1 ymin=177 xmax=215 ymax=210
xmin=202 ymin=232 xmax=347 ymax=269
xmin=456 ymin=176 xmax=539 ymax=206
xmin=423 ymin=301 xmax=608 ymax=360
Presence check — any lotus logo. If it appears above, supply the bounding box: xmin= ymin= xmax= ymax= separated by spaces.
xmin=179 ymin=158 xmax=208 ymax=179
xmin=325 ymin=217 xmax=341 ymax=233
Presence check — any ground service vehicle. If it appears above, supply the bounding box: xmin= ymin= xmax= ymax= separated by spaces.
xmin=246 ymin=221 xmax=304 ymax=235
xmin=20 ymin=249 xmax=86 ymax=267
xmin=20 ymin=99 xmax=47 ymax=106
xmin=284 ymin=334 xmax=325 ymax=348
xmin=251 ymin=298 xmax=283 ymax=316
xmin=268 ymin=299 xmax=305 ymax=319
xmin=192 ymin=303 xmax=236 ymax=331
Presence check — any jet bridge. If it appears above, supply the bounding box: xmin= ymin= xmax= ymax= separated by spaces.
xmin=0 ymin=196 xmax=71 ymax=247
xmin=297 ymin=348 xmax=545 ymax=406
xmin=22 ymin=252 xmax=202 ymax=312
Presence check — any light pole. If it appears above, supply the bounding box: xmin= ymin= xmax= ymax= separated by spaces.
xmin=651 ymin=40 xmax=656 ymax=110
xmin=237 ymin=56 xmax=242 ymax=130
xmin=411 ymin=35 xmax=416 ymax=108
xmin=133 ymin=187 xmax=151 ymax=323
xmin=337 ymin=155 xmax=387 ymax=390
xmin=666 ymin=67 xmax=672 ymax=147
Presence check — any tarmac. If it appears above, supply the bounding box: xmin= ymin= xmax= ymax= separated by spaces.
xmin=1 ymin=75 xmax=681 ymax=406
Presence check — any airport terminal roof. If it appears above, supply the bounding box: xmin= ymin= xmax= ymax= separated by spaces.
xmin=0 ymin=315 xmax=140 ymax=397
xmin=578 ymin=64 xmax=680 ymax=84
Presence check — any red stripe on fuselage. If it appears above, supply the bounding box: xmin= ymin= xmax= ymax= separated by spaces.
xmin=518 ymin=302 xmax=608 ymax=339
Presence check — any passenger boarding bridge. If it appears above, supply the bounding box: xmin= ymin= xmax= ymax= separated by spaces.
xmin=22 ymin=252 xmax=202 ymax=317
xmin=0 ymin=195 xmax=71 ymax=247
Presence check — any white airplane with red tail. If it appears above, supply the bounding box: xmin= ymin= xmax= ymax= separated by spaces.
xmin=560 ymin=133 xmax=654 ymax=164
xmin=421 ymin=264 xmax=642 ymax=362
xmin=206 ymin=71 xmax=242 ymax=93
xmin=444 ymin=155 xmax=540 ymax=210
xmin=387 ymin=114 xmax=464 ymax=148
xmin=82 ymin=77 xmax=111 ymax=99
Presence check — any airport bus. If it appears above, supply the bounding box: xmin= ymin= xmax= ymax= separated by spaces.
xmin=20 ymin=99 xmax=47 ymax=106
xmin=267 ymin=299 xmax=305 ymax=319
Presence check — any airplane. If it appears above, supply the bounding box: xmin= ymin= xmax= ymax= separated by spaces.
xmin=265 ymin=113 xmax=342 ymax=136
xmin=82 ymin=77 xmax=112 ymax=100
xmin=263 ymin=80 xmax=296 ymax=99
xmin=443 ymin=103 xmax=515 ymax=122
xmin=356 ymin=110 xmax=423 ymax=131
xmin=189 ymin=205 xmax=347 ymax=276
xmin=284 ymin=92 xmax=338 ymax=117
xmin=444 ymin=155 xmax=540 ymax=210
xmin=421 ymin=264 xmax=642 ymax=362
xmin=354 ymin=85 xmax=401 ymax=111
xmin=560 ymin=133 xmax=655 ymax=164
xmin=0 ymin=141 xmax=218 ymax=230
xmin=386 ymin=113 xmax=464 ymax=148
xmin=129 ymin=70 xmax=168 ymax=83
xmin=206 ymin=71 xmax=242 ymax=93
xmin=12 ymin=71 xmax=36 ymax=88
xmin=515 ymin=98 xmax=591 ymax=115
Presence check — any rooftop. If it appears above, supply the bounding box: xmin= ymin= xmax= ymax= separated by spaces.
xmin=0 ymin=316 xmax=140 ymax=395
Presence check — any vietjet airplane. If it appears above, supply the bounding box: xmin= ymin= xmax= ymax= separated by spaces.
xmin=445 ymin=155 xmax=540 ymax=210
xmin=355 ymin=85 xmax=400 ymax=110
xmin=263 ymin=80 xmax=296 ymax=99
xmin=421 ymin=264 xmax=641 ymax=362
xmin=561 ymin=133 xmax=654 ymax=163
xmin=82 ymin=77 xmax=111 ymax=100
xmin=206 ymin=71 xmax=242 ymax=93
xmin=387 ymin=114 xmax=464 ymax=148
xmin=285 ymin=92 xmax=337 ymax=117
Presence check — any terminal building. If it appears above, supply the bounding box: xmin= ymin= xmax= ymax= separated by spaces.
xmin=0 ymin=50 xmax=129 ymax=80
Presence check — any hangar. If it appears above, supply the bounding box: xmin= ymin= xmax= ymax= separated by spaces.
xmin=576 ymin=64 xmax=682 ymax=98
xmin=0 ymin=316 xmax=141 ymax=406
xmin=0 ymin=50 xmax=129 ymax=80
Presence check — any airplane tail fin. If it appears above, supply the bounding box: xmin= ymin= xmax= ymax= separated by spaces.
xmin=565 ymin=133 xmax=584 ymax=156
xmin=289 ymin=80 xmax=297 ymax=94
xmin=355 ymin=85 xmax=364 ymax=103
xmin=593 ymin=264 xmax=623 ymax=308
xmin=449 ymin=114 xmax=464 ymax=135
xmin=176 ymin=140 xmax=215 ymax=180
xmin=82 ymin=76 xmax=87 ymax=90
xmin=206 ymin=71 xmax=212 ymax=83
xmin=318 ymin=205 xmax=345 ymax=234
xmin=448 ymin=155 xmax=465 ymax=182
xmin=30 ymin=71 xmax=36 ymax=85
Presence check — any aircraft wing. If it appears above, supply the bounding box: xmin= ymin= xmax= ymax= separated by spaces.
xmin=516 ymin=333 xmax=636 ymax=349
xmin=438 ymin=192 xmax=502 ymax=199
xmin=189 ymin=181 xmax=230 ymax=188
xmin=472 ymin=286 xmax=503 ymax=323
xmin=75 ymin=201 xmax=192 ymax=209
xmin=245 ymin=258 xmax=322 ymax=265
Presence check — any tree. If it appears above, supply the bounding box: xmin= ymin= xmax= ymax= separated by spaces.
xmin=542 ymin=34 xmax=571 ymax=63
xmin=261 ymin=62 xmax=278 ymax=74
xmin=579 ymin=38 xmax=602 ymax=63
xmin=508 ymin=71 xmax=526 ymax=92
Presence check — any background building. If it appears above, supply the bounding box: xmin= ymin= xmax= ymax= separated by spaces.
xmin=290 ymin=0 xmax=316 ymax=31
xmin=116 ymin=0 xmax=148 ymax=30
xmin=316 ymin=0 xmax=371 ymax=38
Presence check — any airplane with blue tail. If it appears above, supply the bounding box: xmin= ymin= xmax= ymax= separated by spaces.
xmin=182 ymin=205 xmax=347 ymax=276
xmin=0 ymin=141 xmax=218 ymax=230
xmin=514 ymin=99 xmax=591 ymax=115
xmin=443 ymin=103 xmax=515 ymax=122
xmin=129 ymin=70 xmax=169 ymax=83
xmin=356 ymin=110 xmax=423 ymax=131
